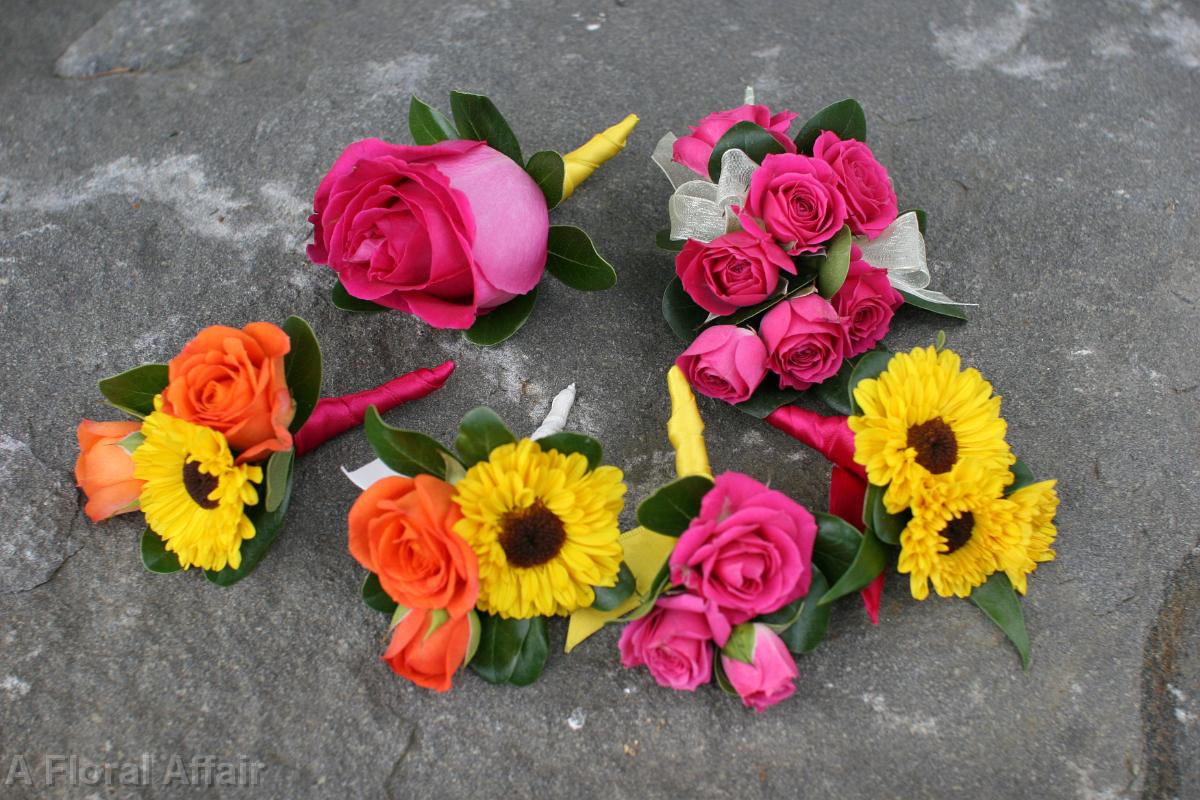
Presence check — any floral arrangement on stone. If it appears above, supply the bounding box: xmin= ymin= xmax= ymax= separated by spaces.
xmin=75 ymin=318 xmax=453 ymax=585
xmin=308 ymin=90 xmax=638 ymax=345
xmin=344 ymin=386 xmax=629 ymax=691
xmin=656 ymin=91 xmax=969 ymax=415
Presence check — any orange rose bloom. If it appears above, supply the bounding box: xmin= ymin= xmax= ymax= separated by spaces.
xmin=349 ymin=475 xmax=479 ymax=618
xmin=160 ymin=322 xmax=295 ymax=463
xmin=383 ymin=609 xmax=473 ymax=692
xmin=75 ymin=420 xmax=144 ymax=522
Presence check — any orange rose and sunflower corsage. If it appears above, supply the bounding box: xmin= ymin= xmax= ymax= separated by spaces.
xmin=75 ymin=317 xmax=454 ymax=585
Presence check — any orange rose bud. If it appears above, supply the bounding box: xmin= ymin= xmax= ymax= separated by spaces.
xmin=75 ymin=420 xmax=144 ymax=522
xmin=348 ymin=475 xmax=479 ymax=618
xmin=383 ymin=609 xmax=474 ymax=692
xmin=160 ymin=322 xmax=295 ymax=463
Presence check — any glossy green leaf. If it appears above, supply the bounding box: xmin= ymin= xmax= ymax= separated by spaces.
xmin=662 ymin=276 xmax=708 ymax=342
xmin=713 ymin=657 xmax=739 ymax=696
xmin=779 ymin=565 xmax=832 ymax=654
xmin=816 ymin=226 xmax=853 ymax=299
xmin=264 ymin=448 xmax=294 ymax=513
xmin=866 ymin=482 xmax=909 ymax=546
xmin=364 ymin=405 xmax=458 ymax=479
xmin=811 ymin=511 xmax=866 ymax=585
xmin=98 ymin=364 xmax=169 ymax=418
xmin=794 ymin=98 xmax=868 ymax=154
xmin=707 ymin=121 xmax=786 ymax=182
xmin=1006 ymin=459 xmax=1036 ymax=495
xmin=757 ymin=596 xmax=805 ymax=633
xmin=282 ymin=316 xmax=323 ymax=433
xmin=464 ymin=287 xmax=538 ymax=346
xmin=636 ymin=475 xmax=714 ymax=537
xmin=848 ymin=348 xmax=895 ymax=414
xmin=331 ymin=281 xmax=387 ymax=314
xmin=899 ymin=289 xmax=968 ymax=321
xmin=656 ymin=228 xmax=686 ymax=252
xmin=449 ymin=90 xmax=522 ymax=164
xmin=722 ymin=623 xmax=757 ymax=665
xmin=361 ymin=572 xmax=399 ymax=614
xmin=408 ymin=95 xmax=459 ymax=145
xmin=535 ymin=431 xmax=602 ymax=471
xmin=733 ymin=380 xmax=804 ymax=419
xmin=525 ymin=150 xmax=565 ymax=209
xmin=205 ymin=466 xmax=294 ymax=586
xmin=819 ymin=527 xmax=888 ymax=606
xmin=115 ymin=430 xmax=145 ymax=455
xmin=454 ymin=407 xmax=515 ymax=467
xmin=140 ymin=527 xmax=181 ymax=574
xmin=545 ymin=225 xmax=617 ymax=291
xmin=970 ymin=573 xmax=1031 ymax=669
xmin=470 ymin=615 xmax=548 ymax=686
xmin=811 ymin=355 xmax=859 ymax=416
xmin=592 ymin=562 xmax=636 ymax=611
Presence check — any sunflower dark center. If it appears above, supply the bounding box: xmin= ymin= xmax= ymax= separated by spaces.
xmin=907 ymin=417 xmax=958 ymax=474
xmin=182 ymin=460 xmax=220 ymax=509
xmin=941 ymin=512 xmax=975 ymax=555
xmin=499 ymin=501 xmax=566 ymax=568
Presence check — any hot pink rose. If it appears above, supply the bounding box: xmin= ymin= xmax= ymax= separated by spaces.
xmin=308 ymin=138 xmax=549 ymax=329
xmin=721 ymin=624 xmax=800 ymax=712
xmin=742 ymin=153 xmax=847 ymax=254
xmin=672 ymin=104 xmax=798 ymax=179
xmin=831 ymin=245 xmax=903 ymax=357
xmin=812 ymin=131 xmax=898 ymax=240
xmin=759 ymin=294 xmax=849 ymax=390
xmin=619 ymin=593 xmax=731 ymax=691
xmin=676 ymin=326 xmax=769 ymax=404
xmin=670 ymin=472 xmax=817 ymax=623
xmin=675 ymin=222 xmax=795 ymax=316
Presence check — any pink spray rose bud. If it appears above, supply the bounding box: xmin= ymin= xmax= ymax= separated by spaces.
xmin=672 ymin=104 xmax=798 ymax=179
xmin=831 ymin=245 xmax=904 ymax=357
xmin=812 ymin=131 xmax=898 ymax=240
xmin=670 ymin=472 xmax=817 ymax=623
xmin=721 ymin=624 xmax=800 ymax=712
xmin=676 ymin=326 xmax=769 ymax=404
xmin=759 ymin=294 xmax=850 ymax=390
xmin=675 ymin=221 xmax=795 ymax=316
xmin=742 ymin=153 xmax=847 ymax=254
xmin=619 ymin=593 xmax=731 ymax=692
xmin=308 ymin=138 xmax=550 ymax=330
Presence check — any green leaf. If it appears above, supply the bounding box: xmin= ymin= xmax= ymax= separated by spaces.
xmin=361 ymin=572 xmax=399 ymax=615
xmin=535 ymin=431 xmax=602 ymax=471
xmin=819 ymin=527 xmax=888 ymax=606
xmin=98 ymin=364 xmax=169 ymax=418
xmin=866 ymin=482 xmax=909 ymax=546
xmin=617 ymin=560 xmax=673 ymax=623
xmin=525 ymin=150 xmax=565 ymax=209
xmin=778 ymin=565 xmax=832 ymax=654
xmin=464 ymin=287 xmax=538 ymax=346
xmin=757 ymin=596 xmax=805 ymax=633
xmin=656 ymin=229 xmax=686 ymax=252
xmin=449 ymin=90 xmax=522 ymax=164
xmin=264 ymin=448 xmax=295 ymax=513
xmin=454 ymin=407 xmax=515 ymax=467
xmin=713 ymin=657 xmax=739 ymax=696
xmin=282 ymin=316 xmax=323 ymax=433
xmin=331 ymin=281 xmax=387 ymax=314
xmin=636 ymin=475 xmax=714 ymax=537
xmin=1006 ymin=459 xmax=1036 ymax=495
xmin=464 ymin=611 xmax=482 ymax=664
xmin=811 ymin=355 xmax=859 ymax=416
xmin=816 ymin=226 xmax=852 ymax=299
xmin=848 ymin=348 xmax=895 ymax=415
xmin=470 ymin=615 xmax=548 ymax=686
xmin=794 ymin=98 xmax=868 ymax=154
xmin=364 ymin=406 xmax=458 ymax=479
xmin=899 ymin=289 xmax=968 ymax=321
xmin=707 ymin=121 xmax=786 ymax=182
xmin=509 ymin=616 xmax=549 ymax=687
xmin=733 ymin=380 xmax=804 ymax=419
xmin=115 ymin=430 xmax=146 ymax=455
xmin=408 ymin=95 xmax=459 ymax=145
xmin=662 ymin=276 xmax=708 ymax=342
xmin=811 ymin=511 xmax=866 ymax=585
xmin=545 ymin=225 xmax=617 ymax=291
xmin=722 ymin=623 xmax=757 ymax=665
xmin=204 ymin=466 xmax=294 ymax=586
xmin=970 ymin=573 xmax=1031 ymax=669
xmin=140 ymin=528 xmax=181 ymax=574
xmin=592 ymin=562 xmax=636 ymax=611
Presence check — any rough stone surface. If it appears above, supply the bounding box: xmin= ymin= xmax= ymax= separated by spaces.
xmin=1 ymin=0 xmax=1198 ymax=797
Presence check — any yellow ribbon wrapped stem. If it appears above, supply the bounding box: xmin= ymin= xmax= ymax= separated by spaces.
xmin=561 ymin=114 xmax=639 ymax=201
xmin=667 ymin=365 xmax=712 ymax=479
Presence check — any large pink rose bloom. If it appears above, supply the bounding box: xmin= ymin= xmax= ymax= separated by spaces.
xmin=676 ymin=325 xmax=769 ymax=404
xmin=619 ymin=593 xmax=731 ymax=691
xmin=673 ymin=104 xmax=798 ymax=179
xmin=721 ymin=624 xmax=800 ymax=712
xmin=831 ymin=246 xmax=903 ymax=357
xmin=670 ymin=472 xmax=817 ymax=623
xmin=675 ymin=221 xmax=795 ymax=316
xmin=308 ymin=138 xmax=549 ymax=329
xmin=742 ymin=153 xmax=847 ymax=255
xmin=812 ymin=131 xmax=897 ymax=240
xmin=759 ymin=294 xmax=850 ymax=390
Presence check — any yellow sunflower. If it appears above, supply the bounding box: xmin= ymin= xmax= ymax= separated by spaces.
xmin=132 ymin=404 xmax=263 ymax=571
xmin=452 ymin=438 xmax=626 ymax=619
xmin=1001 ymin=480 xmax=1059 ymax=594
xmin=849 ymin=346 xmax=1015 ymax=514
